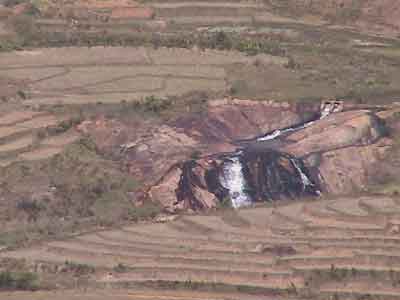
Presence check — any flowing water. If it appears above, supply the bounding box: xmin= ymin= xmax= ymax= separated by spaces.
xmin=175 ymin=104 xmax=337 ymax=208
xmin=290 ymin=158 xmax=317 ymax=192
xmin=219 ymin=156 xmax=252 ymax=208
xmin=220 ymin=108 xmax=331 ymax=207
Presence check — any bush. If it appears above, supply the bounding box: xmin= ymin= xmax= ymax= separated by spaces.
xmin=3 ymin=0 xmax=25 ymax=7
xmin=16 ymin=199 xmax=46 ymax=222
xmin=46 ymin=115 xmax=84 ymax=135
xmin=286 ymin=56 xmax=299 ymax=69
xmin=113 ymin=263 xmax=129 ymax=273
xmin=128 ymin=202 xmax=162 ymax=222
xmin=63 ymin=261 xmax=95 ymax=276
xmin=0 ymin=271 xmax=39 ymax=291
xmin=141 ymin=96 xmax=173 ymax=114
xmin=218 ymin=196 xmax=232 ymax=209
xmin=229 ymin=80 xmax=248 ymax=96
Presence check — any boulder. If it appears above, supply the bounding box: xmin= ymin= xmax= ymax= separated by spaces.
xmin=284 ymin=110 xmax=385 ymax=157
xmin=149 ymin=166 xmax=182 ymax=212
xmin=318 ymin=138 xmax=393 ymax=194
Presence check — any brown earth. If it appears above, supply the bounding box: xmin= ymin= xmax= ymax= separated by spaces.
xmin=3 ymin=193 xmax=400 ymax=299
xmin=28 ymin=0 xmax=400 ymax=38
xmin=0 ymin=47 xmax=260 ymax=105
xmin=1 ymin=1 xmax=400 ymax=299
xmin=266 ymin=0 xmax=400 ymax=37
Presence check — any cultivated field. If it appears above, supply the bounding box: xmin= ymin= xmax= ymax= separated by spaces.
xmin=3 ymin=195 xmax=400 ymax=299
xmin=0 ymin=109 xmax=80 ymax=167
xmin=4 ymin=0 xmax=400 ymax=104
xmin=0 ymin=47 xmax=256 ymax=105
xmin=1 ymin=1 xmax=400 ymax=299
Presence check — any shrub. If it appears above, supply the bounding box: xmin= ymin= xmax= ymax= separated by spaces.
xmin=63 ymin=261 xmax=95 ymax=276
xmin=218 ymin=196 xmax=232 ymax=209
xmin=229 ymin=80 xmax=248 ymax=96
xmin=3 ymin=0 xmax=25 ymax=7
xmin=16 ymin=199 xmax=46 ymax=222
xmin=286 ymin=56 xmax=299 ymax=69
xmin=128 ymin=202 xmax=162 ymax=222
xmin=0 ymin=271 xmax=39 ymax=291
xmin=46 ymin=115 xmax=83 ymax=135
xmin=141 ymin=96 xmax=173 ymax=114
xmin=113 ymin=263 xmax=129 ymax=273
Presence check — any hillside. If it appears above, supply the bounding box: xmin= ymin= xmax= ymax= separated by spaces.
xmin=0 ymin=0 xmax=400 ymax=299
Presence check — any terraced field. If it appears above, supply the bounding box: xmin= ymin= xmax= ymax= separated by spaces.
xmin=147 ymin=0 xmax=303 ymax=27
xmin=2 ymin=1 xmax=400 ymax=299
xmin=34 ymin=0 xmax=318 ymax=32
xmin=3 ymin=195 xmax=400 ymax=299
xmin=0 ymin=47 xmax=271 ymax=105
xmin=0 ymin=109 xmax=80 ymax=167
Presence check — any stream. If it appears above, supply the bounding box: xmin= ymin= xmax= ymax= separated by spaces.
xmin=176 ymin=102 xmax=341 ymax=208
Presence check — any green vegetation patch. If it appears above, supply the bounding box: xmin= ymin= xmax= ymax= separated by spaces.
xmin=46 ymin=138 xmax=140 ymax=224
xmin=0 ymin=271 xmax=39 ymax=291
xmin=63 ymin=261 xmax=95 ymax=276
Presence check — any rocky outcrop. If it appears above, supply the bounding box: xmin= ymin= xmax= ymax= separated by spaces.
xmin=283 ymin=110 xmax=386 ymax=157
xmin=150 ymin=149 xmax=321 ymax=212
xmin=91 ymin=99 xmax=318 ymax=191
xmin=78 ymin=99 xmax=393 ymax=211
xmin=318 ymin=138 xmax=393 ymax=194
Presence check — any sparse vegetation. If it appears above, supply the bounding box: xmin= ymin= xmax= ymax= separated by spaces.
xmin=229 ymin=80 xmax=249 ymax=96
xmin=45 ymin=115 xmax=84 ymax=136
xmin=139 ymin=96 xmax=174 ymax=114
xmin=113 ymin=263 xmax=130 ymax=273
xmin=0 ymin=271 xmax=39 ymax=291
xmin=127 ymin=202 xmax=163 ymax=222
xmin=217 ymin=196 xmax=232 ymax=209
xmin=1 ymin=1 xmax=400 ymax=299
xmin=47 ymin=140 xmax=139 ymax=222
xmin=63 ymin=261 xmax=95 ymax=276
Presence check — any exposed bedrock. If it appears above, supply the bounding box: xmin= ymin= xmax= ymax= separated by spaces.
xmin=151 ymin=149 xmax=321 ymax=211
xmin=78 ymin=99 xmax=393 ymax=211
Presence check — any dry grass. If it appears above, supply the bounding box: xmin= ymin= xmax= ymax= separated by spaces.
xmin=1 ymin=195 xmax=400 ymax=298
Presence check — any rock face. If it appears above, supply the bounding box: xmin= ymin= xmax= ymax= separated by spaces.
xmin=280 ymin=110 xmax=389 ymax=194
xmin=78 ymin=99 xmax=392 ymax=211
xmin=283 ymin=110 xmax=385 ymax=156
xmin=318 ymin=138 xmax=393 ymax=194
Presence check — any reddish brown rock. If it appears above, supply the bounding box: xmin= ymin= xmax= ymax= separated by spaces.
xmin=318 ymin=138 xmax=393 ymax=194
xmin=78 ymin=99 xmax=395 ymax=211
xmin=284 ymin=110 xmax=385 ymax=157
xmin=149 ymin=166 xmax=182 ymax=212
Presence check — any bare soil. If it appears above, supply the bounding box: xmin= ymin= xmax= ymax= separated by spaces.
xmin=2 ymin=195 xmax=400 ymax=299
xmin=1 ymin=1 xmax=400 ymax=299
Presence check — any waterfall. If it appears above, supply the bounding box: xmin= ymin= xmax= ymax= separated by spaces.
xmin=257 ymin=106 xmax=334 ymax=142
xmin=216 ymin=105 xmax=332 ymax=208
xmin=219 ymin=156 xmax=252 ymax=208
xmin=257 ymin=128 xmax=290 ymax=141
xmin=290 ymin=158 xmax=318 ymax=192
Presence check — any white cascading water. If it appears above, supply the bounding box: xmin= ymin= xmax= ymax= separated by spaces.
xmin=290 ymin=158 xmax=315 ymax=191
xmin=257 ymin=119 xmax=313 ymax=141
xmin=222 ymin=105 xmax=333 ymax=207
xmin=257 ymin=104 xmax=335 ymax=142
xmin=219 ymin=156 xmax=252 ymax=208
xmin=257 ymin=128 xmax=288 ymax=141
